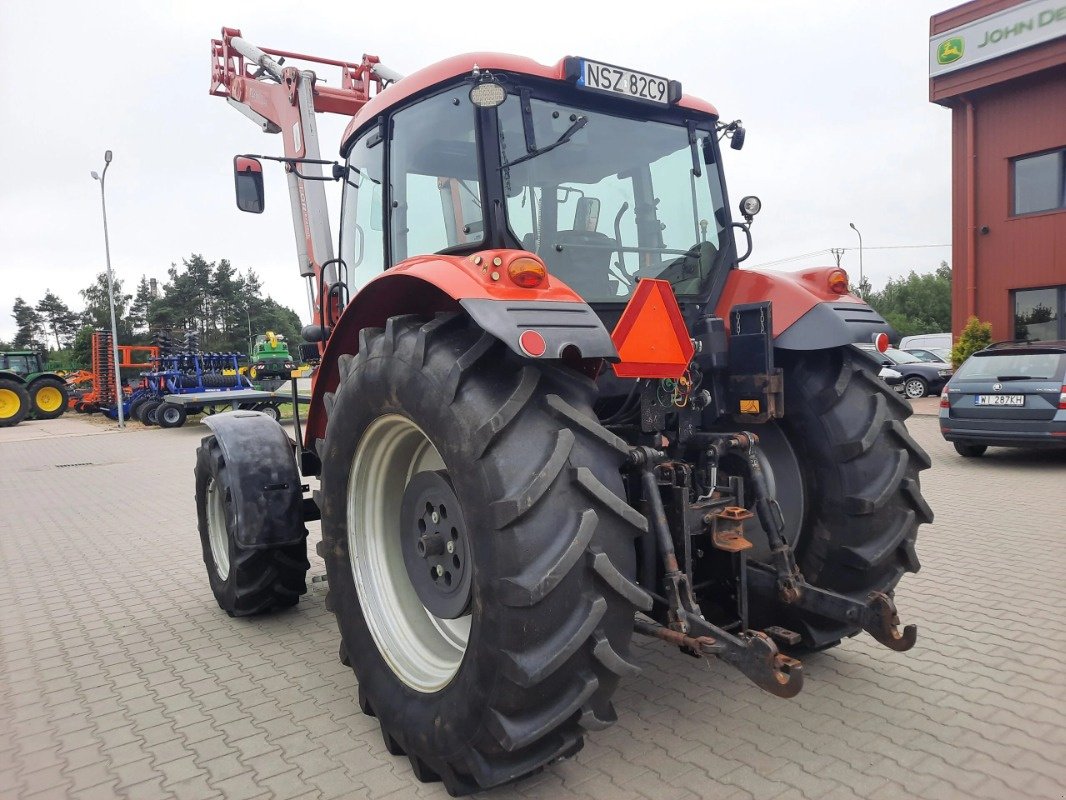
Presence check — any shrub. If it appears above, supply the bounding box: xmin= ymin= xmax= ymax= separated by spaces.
xmin=951 ymin=316 xmax=992 ymax=369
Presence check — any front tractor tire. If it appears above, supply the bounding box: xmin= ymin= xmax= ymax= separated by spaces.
xmin=757 ymin=346 xmax=933 ymax=648
xmin=194 ymin=432 xmax=309 ymax=616
xmin=318 ymin=314 xmax=646 ymax=795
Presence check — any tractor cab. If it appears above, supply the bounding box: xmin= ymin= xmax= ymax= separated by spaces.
xmin=336 ymin=56 xmax=747 ymax=311
xmin=0 ymin=351 xmax=44 ymax=375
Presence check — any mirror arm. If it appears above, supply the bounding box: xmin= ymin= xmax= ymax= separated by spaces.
xmin=240 ymin=152 xmax=346 ymax=182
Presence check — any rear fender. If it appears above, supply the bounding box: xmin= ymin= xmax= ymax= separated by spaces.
xmin=202 ymin=410 xmax=305 ymax=548
xmin=716 ymin=267 xmax=892 ymax=349
xmin=305 ymin=250 xmax=617 ymax=447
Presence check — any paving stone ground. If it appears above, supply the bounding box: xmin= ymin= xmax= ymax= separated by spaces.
xmin=2 ymin=410 xmax=1065 ymax=800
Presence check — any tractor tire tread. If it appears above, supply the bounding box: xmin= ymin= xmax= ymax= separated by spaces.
xmin=763 ymin=346 xmax=931 ymax=647
xmin=195 ymin=437 xmax=308 ymax=617
xmin=319 ymin=315 xmax=641 ymax=794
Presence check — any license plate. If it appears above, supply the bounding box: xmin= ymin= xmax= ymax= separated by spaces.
xmin=578 ymin=59 xmax=671 ymax=104
xmin=974 ymin=394 xmax=1024 ymax=406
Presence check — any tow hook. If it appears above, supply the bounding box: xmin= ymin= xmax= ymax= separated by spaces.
xmin=864 ymin=591 xmax=918 ymax=652
xmin=746 ymin=565 xmax=918 ymax=653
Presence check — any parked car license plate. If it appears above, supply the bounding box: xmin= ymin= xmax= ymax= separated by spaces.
xmin=974 ymin=394 xmax=1024 ymax=406
xmin=578 ymin=59 xmax=670 ymax=104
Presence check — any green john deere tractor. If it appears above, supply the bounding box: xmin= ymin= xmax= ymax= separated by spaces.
xmin=247 ymin=331 xmax=297 ymax=384
xmin=0 ymin=351 xmax=70 ymax=427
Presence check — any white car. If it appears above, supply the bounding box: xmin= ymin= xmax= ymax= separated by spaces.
xmin=880 ymin=366 xmax=905 ymax=393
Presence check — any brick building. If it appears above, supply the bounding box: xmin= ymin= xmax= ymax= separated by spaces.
xmin=930 ymin=0 xmax=1066 ymax=340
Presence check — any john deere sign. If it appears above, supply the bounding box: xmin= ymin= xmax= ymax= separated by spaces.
xmin=930 ymin=0 xmax=1066 ymax=76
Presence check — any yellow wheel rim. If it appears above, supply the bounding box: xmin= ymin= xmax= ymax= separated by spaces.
xmin=0 ymin=388 xmax=21 ymax=419
xmin=36 ymin=386 xmax=63 ymax=413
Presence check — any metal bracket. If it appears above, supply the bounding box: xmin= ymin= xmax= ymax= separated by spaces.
xmin=746 ymin=564 xmax=917 ymax=653
xmin=635 ymin=613 xmax=803 ymax=698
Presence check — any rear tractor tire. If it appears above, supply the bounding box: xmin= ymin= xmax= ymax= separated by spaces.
xmin=317 ymin=314 xmax=647 ymax=795
xmin=752 ymin=347 xmax=933 ymax=649
xmin=194 ymin=434 xmax=309 ymax=616
xmin=0 ymin=378 xmax=31 ymax=428
xmin=30 ymin=378 xmax=69 ymax=420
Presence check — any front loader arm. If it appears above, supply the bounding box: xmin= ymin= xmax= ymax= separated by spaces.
xmin=208 ymin=28 xmax=399 ymax=334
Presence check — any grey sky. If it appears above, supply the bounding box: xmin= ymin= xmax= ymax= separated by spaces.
xmin=0 ymin=0 xmax=953 ymax=342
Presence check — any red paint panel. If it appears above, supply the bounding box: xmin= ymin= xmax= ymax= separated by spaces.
xmin=715 ymin=267 xmax=864 ymax=336
xmin=341 ymin=53 xmax=718 ymax=148
xmin=303 ymin=250 xmax=583 ymax=446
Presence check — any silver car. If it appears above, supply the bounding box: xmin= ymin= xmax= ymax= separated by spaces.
xmin=939 ymin=341 xmax=1066 ymax=456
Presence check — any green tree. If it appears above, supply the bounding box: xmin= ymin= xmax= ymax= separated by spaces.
xmin=12 ymin=297 xmax=45 ymax=351
xmin=146 ymin=256 xmax=303 ymax=354
xmin=865 ymin=262 xmax=952 ymax=339
xmin=951 ymin=315 xmax=992 ymax=368
xmin=80 ymin=273 xmax=132 ymax=337
xmin=36 ymin=290 xmax=80 ymax=350
xmin=70 ymin=325 xmax=95 ymax=368
xmin=128 ymin=276 xmax=154 ymax=336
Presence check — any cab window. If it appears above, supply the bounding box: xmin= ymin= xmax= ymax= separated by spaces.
xmin=340 ymin=129 xmax=386 ymax=290
xmin=389 ymin=91 xmax=483 ymax=263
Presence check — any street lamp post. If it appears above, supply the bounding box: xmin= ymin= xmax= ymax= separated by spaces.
xmin=848 ymin=222 xmax=864 ymax=296
xmin=91 ymin=150 xmax=125 ymax=428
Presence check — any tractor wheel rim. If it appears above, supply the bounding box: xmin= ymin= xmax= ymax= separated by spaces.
xmin=905 ymin=379 xmax=925 ymax=398
xmin=206 ymin=477 xmax=230 ymax=579
xmin=36 ymin=386 xmax=63 ymax=412
xmin=0 ymin=388 xmax=20 ymax=419
xmin=163 ymin=408 xmax=180 ymax=424
xmin=348 ymin=414 xmax=470 ymax=693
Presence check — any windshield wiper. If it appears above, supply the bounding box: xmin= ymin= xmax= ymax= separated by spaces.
xmin=996 ymin=375 xmax=1048 ymax=381
xmin=501 ymin=116 xmax=587 ymax=170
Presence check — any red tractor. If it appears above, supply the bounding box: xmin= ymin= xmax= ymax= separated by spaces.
xmin=197 ymin=29 xmax=931 ymax=795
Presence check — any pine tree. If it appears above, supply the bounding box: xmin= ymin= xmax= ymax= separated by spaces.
xmin=129 ymin=276 xmax=154 ymax=335
xmin=36 ymin=290 xmax=80 ymax=350
xmin=12 ymin=297 xmax=45 ymax=351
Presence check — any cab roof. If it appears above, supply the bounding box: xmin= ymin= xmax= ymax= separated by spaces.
xmin=341 ymin=52 xmax=719 ymax=151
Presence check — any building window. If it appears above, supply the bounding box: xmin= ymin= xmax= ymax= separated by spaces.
xmin=1013 ymin=286 xmax=1065 ymax=341
xmin=1012 ymin=149 xmax=1066 ymax=216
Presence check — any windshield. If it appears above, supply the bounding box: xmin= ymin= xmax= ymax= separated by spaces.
xmin=497 ymin=95 xmax=728 ymax=302
xmin=954 ymin=352 xmax=1066 ymax=381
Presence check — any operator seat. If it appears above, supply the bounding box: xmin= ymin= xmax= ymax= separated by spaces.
xmin=543 ymin=229 xmax=619 ymax=299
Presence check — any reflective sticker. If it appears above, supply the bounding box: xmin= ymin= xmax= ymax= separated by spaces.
xmin=740 ymin=399 xmax=761 ymax=414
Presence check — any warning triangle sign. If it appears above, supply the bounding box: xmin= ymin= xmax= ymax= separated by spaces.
xmin=610 ymin=279 xmax=694 ymax=379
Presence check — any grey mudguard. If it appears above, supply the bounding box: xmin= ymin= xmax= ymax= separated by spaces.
xmin=460 ymin=298 xmax=619 ymax=361
xmin=202 ymin=410 xmax=305 ymax=549
xmin=774 ymin=301 xmax=894 ymax=350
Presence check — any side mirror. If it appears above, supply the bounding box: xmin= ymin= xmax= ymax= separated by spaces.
xmin=233 ymin=156 xmax=264 ymax=214
xmin=729 ymin=124 xmax=746 ymax=150
xmin=574 ymin=197 xmax=601 ymax=232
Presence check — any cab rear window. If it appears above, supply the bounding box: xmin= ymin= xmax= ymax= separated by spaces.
xmin=953 ymin=352 xmax=1066 ymax=381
